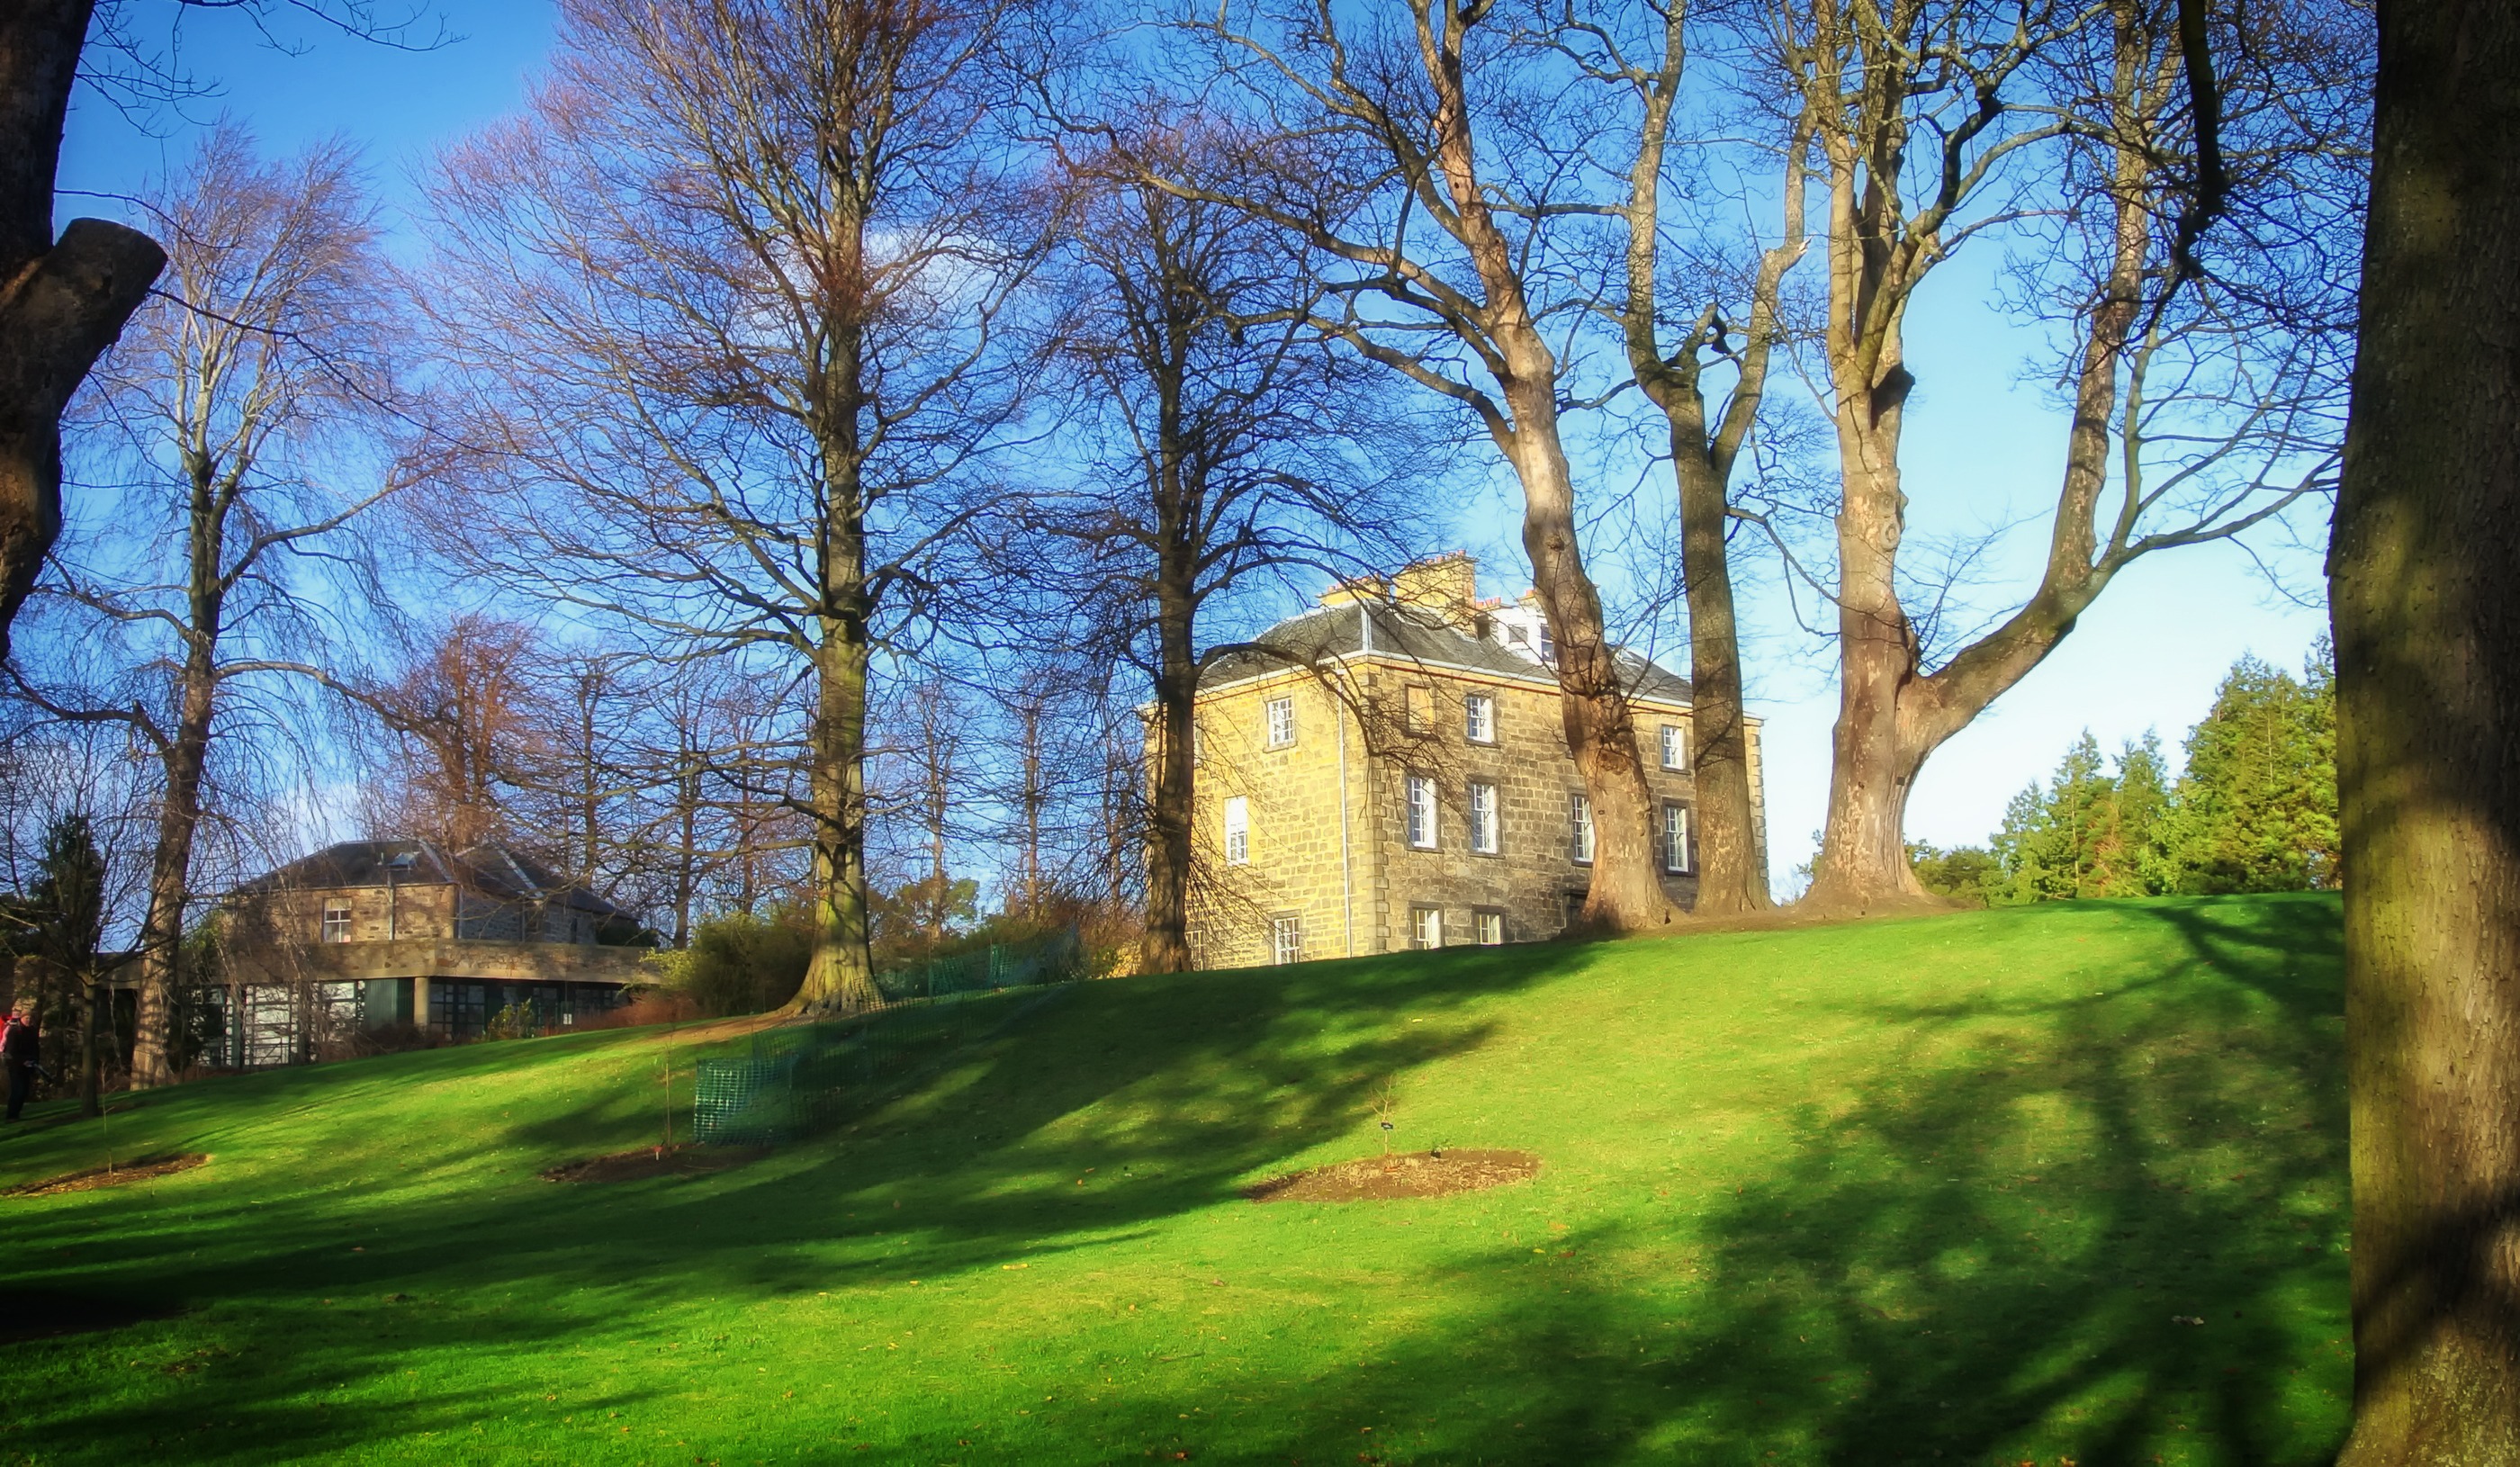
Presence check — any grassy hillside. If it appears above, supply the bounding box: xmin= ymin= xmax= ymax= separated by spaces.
xmin=1 ymin=896 xmax=2347 ymax=1464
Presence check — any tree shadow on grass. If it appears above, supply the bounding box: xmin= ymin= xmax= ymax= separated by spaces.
xmin=1140 ymin=895 xmax=2349 ymax=1465
xmin=1 ymin=900 xmax=2351 ymax=1464
xmin=1 ymin=940 xmax=1602 ymax=1462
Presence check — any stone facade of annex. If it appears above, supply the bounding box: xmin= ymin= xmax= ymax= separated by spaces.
xmin=1183 ymin=555 xmax=1766 ymax=969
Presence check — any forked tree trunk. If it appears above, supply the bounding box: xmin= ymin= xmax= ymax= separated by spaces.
xmin=1139 ymin=560 xmax=1198 ymax=975
xmin=1807 ymin=428 xmax=1941 ymax=911
xmin=1804 ymin=32 xmax=2156 ymax=912
xmin=1612 ymin=5 xmax=1796 ymax=920
xmin=2331 ymin=0 xmax=2520 ymax=1457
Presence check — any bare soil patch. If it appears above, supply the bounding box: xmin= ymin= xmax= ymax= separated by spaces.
xmin=5 ymin=1153 xmax=206 ymax=1198
xmin=1243 ymin=1148 xmax=1540 ymax=1202
xmin=541 ymin=1145 xmax=766 ymax=1183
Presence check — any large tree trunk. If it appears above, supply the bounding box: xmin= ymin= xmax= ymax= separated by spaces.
xmin=0 ymin=3 xmax=166 ymax=659
xmin=130 ymin=637 xmax=217 ymax=1086
xmin=2331 ymin=0 xmax=2520 ymax=1457
xmin=1139 ymin=559 xmax=1198 ymax=975
xmin=1804 ymin=49 xmax=2155 ymax=913
xmin=1671 ymin=439 xmax=1770 ymax=915
xmin=1506 ymin=380 xmax=1670 ymax=931
xmin=796 ymin=615 xmax=878 ymax=1012
xmin=1806 ymin=419 xmax=1940 ymax=910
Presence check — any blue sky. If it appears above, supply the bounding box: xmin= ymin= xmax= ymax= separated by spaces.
xmin=53 ymin=2 xmax=2335 ymax=889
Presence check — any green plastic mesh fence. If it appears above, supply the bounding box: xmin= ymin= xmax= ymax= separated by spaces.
xmin=691 ymin=927 xmax=1082 ymax=1148
xmin=872 ymin=925 xmax=1085 ymax=1003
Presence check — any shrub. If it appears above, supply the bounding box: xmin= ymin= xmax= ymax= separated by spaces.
xmin=664 ymin=909 xmax=813 ymax=1017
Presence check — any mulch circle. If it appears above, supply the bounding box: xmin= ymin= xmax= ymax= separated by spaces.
xmin=1243 ymin=1148 xmax=1541 ymax=1202
xmin=541 ymin=1145 xmax=766 ymax=1183
xmin=5 ymin=1153 xmax=207 ymax=1199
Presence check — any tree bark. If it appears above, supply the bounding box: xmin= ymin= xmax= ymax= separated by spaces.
xmin=796 ymin=602 xmax=878 ymax=1012
xmin=1139 ymin=549 xmax=1198 ymax=975
xmin=2331 ymin=0 xmax=2520 ymax=1458
xmin=1504 ymin=374 xmax=1670 ymax=930
xmin=1804 ymin=11 xmax=2156 ymax=911
xmin=130 ymin=630 xmax=218 ymax=1087
xmin=0 ymin=3 xmax=166 ymax=659
xmin=1671 ymin=444 xmax=1768 ymax=913
xmin=792 ymin=346 xmax=879 ymax=1012
xmin=1806 ymin=420 xmax=1939 ymax=910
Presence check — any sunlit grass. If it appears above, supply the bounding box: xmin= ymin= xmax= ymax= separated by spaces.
xmin=1 ymin=894 xmax=2346 ymax=1463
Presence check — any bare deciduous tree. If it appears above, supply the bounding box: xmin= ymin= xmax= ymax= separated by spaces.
xmin=419 ymin=0 xmax=1046 ymax=1011
xmin=1555 ymin=1 xmax=1816 ymax=915
xmin=1 ymin=0 xmax=452 ymax=660
xmin=362 ymin=615 xmax=544 ymax=851
xmin=1161 ymin=0 xmax=1686 ymax=931
xmin=25 ymin=127 xmax=404 ymax=1088
xmin=1776 ymin=0 xmax=2366 ymax=909
xmin=1032 ymin=121 xmax=1429 ymax=971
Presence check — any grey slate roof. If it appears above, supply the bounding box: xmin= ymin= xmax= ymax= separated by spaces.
xmin=1202 ymin=600 xmax=1694 ymax=705
xmin=232 ymin=839 xmax=632 ymax=918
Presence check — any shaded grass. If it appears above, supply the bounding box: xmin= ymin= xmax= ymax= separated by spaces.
xmin=0 ymin=894 xmax=2346 ymax=1463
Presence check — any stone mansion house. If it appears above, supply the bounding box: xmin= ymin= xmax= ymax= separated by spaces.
xmin=1184 ymin=554 xmax=1767 ymax=968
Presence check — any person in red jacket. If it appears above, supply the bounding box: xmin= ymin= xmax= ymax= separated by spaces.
xmin=2 ymin=999 xmax=39 ymax=1121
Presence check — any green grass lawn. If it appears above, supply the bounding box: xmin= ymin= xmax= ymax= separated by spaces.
xmin=1 ymin=895 xmax=2349 ymax=1464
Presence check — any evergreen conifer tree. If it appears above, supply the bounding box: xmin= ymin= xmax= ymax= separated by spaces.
xmin=2153 ymin=646 xmax=2339 ymax=893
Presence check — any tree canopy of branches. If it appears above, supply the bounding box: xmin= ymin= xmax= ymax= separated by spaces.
xmin=419 ymin=0 xmax=1046 ymax=1011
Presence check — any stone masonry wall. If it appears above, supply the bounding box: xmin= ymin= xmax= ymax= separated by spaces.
xmin=1186 ymin=668 xmax=1367 ymax=970
xmin=1186 ymin=652 xmax=1766 ymax=969
xmin=248 ymin=885 xmax=457 ymax=945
